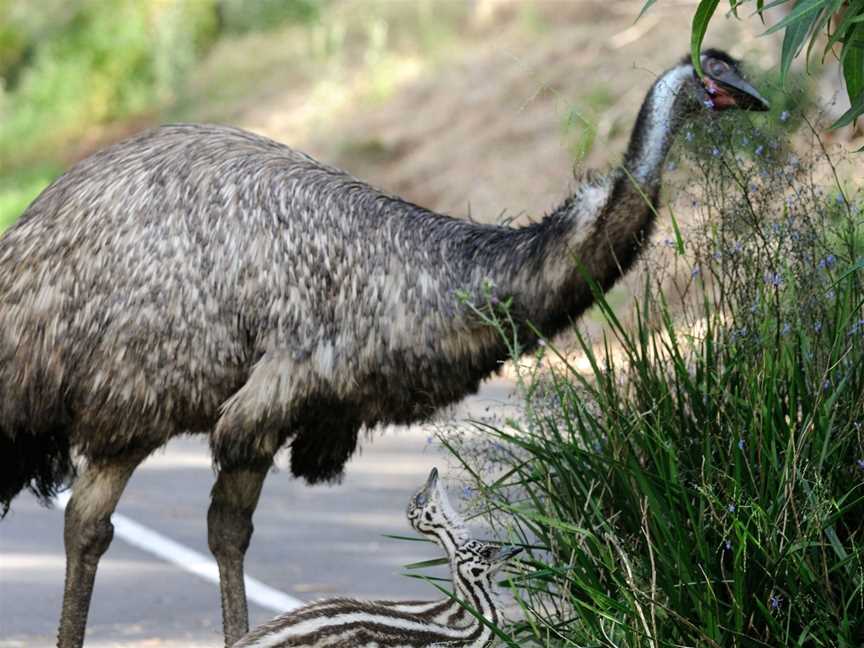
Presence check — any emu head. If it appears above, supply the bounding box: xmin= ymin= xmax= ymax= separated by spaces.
xmin=406 ymin=467 xmax=470 ymax=546
xmin=453 ymin=539 xmax=522 ymax=584
xmin=689 ymin=49 xmax=770 ymax=112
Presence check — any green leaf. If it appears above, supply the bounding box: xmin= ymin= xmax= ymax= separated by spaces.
xmin=803 ymin=0 xmax=847 ymax=65
xmin=761 ymin=0 xmax=795 ymax=9
xmin=692 ymin=0 xmax=722 ymax=77
xmin=823 ymin=4 xmax=860 ymax=58
xmin=637 ymin=0 xmax=659 ymax=21
xmin=842 ymin=23 xmax=864 ymax=105
xmin=382 ymin=533 xmax=435 ymax=543
xmin=403 ymin=557 xmax=450 ymax=570
xmin=763 ymin=0 xmax=826 ymax=35
xmin=775 ymin=0 xmax=826 ymax=85
xmin=669 ymin=206 xmax=686 ymax=255
xmin=830 ymin=87 xmax=864 ymax=128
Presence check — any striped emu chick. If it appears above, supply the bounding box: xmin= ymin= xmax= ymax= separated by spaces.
xmin=234 ymin=470 xmax=520 ymax=648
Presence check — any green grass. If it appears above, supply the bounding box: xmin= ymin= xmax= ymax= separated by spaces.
xmin=441 ymin=118 xmax=864 ymax=646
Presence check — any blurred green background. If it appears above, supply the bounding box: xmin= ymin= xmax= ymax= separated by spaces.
xmin=0 ymin=0 xmax=333 ymax=228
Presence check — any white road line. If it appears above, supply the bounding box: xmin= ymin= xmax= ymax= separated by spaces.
xmin=55 ymin=492 xmax=303 ymax=613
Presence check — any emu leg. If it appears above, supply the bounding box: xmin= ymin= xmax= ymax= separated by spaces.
xmin=57 ymin=453 xmax=147 ymax=648
xmin=208 ymin=462 xmax=270 ymax=646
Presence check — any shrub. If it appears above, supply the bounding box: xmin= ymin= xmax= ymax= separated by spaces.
xmin=0 ymin=0 xmax=223 ymax=166
xmin=442 ymin=114 xmax=864 ymax=646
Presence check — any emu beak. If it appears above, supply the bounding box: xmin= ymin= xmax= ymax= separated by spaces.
xmin=705 ymin=69 xmax=770 ymax=112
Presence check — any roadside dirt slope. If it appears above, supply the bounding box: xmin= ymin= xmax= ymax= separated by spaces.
xmin=240 ymin=1 xmax=775 ymax=226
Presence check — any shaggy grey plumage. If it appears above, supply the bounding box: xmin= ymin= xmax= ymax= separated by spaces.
xmin=0 ymin=51 xmax=766 ymax=648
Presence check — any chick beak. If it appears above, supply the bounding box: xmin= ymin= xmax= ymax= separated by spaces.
xmin=424 ymin=467 xmax=438 ymax=492
xmin=497 ymin=546 xmax=524 ymax=562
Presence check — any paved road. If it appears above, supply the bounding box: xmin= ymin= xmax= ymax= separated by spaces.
xmin=0 ymin=379 xmax=516 ymax=647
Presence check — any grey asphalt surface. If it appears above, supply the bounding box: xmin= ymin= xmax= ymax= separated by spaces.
xmin=0 ymin=378 xmax=516 ymax=647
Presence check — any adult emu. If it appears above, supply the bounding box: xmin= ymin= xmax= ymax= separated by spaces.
xmin=0 ymin=51 xmax=766 ymax=647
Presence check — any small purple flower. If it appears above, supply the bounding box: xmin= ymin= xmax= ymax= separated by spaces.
xmin=779 ymin=110 xmax=790 ymax=123
xmin=728 ymin=503 xmax=736 ymax=513
xmin=835 ymin=194 xmax=847 ymax=206
xmin=755 ymin=144 xmax=764 ymax=156
xmin=738 ymin=438 xmax=745 ymax=450
xmin=703 ymin=98 xmax=716 ymax=110
xmin=856 ymin=459 xmax=864 ymax=471
xmin=711 ymin=147 xmax=721 ymax=157
xmin=724 ymin=539 xmax=733 ymax=551
xmin=769 ymin=594 xmax=783 ymax=610
xmin=765 ymin=272 xmax=783 ymax=287
xmin=538 ymin=339 xmax=547 ymax=347
xmin=663 ymin=238 xmax=676 ymax=247
xmin=685 ymin=130 xmax=694 ymax=142
xmin=818 ymin=254 xmax=837 ymax=270
xmin=666 ymin=161 xmax=677 ymax=172
xmin=814 ymin=321 xmax=822 ymax=333
xmin=781 ymin=322 xmax=791 ymax=336
xmin=691 ymin=265 xmax=701 ymax=278
xmin=823 ymin=379 xmax=832 ymax=391
xmin=462 ymin=485 xmax=474 ymax=499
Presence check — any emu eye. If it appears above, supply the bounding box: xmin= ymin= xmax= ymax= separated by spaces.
xmin=415 ymin=494 xmax=427 ymax=506
xmin=708 ymin=59 xmax=729 ymax=76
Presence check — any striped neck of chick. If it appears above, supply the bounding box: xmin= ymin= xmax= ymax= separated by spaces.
xmin=236 ymin=541 xmax=515 ymax=648
xmin=406 ymin=467 xmax=470 ymax=556
xmin=232 ymin=470 xmax=520 ymax=648
xmin=406 ymin=468 xmax=520 ymax=630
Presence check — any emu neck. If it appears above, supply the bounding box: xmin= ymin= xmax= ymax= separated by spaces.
xmin=623 ymin=64 xmax=694 ymax=185
xmin=471 ymin=64 xmax=694 ymax=340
